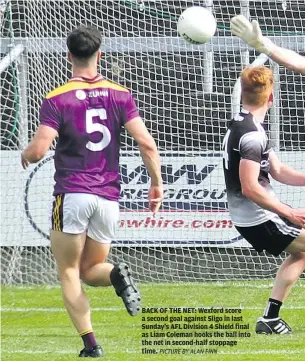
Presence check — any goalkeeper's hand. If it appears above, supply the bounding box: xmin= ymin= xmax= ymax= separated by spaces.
xmin=230 ymin=15 xmax=272 ymax=56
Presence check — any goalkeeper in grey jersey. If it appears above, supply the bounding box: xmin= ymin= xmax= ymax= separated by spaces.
xmin=229 ymin=15 xmax=305 ymax=335
xmin=230 ymin=15 xmax=305 ymax=75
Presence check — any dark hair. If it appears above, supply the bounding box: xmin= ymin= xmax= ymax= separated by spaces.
xmin=67 ymin=26 xmax=101 ymax=60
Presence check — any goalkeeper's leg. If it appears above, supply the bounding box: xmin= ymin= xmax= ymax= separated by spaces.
xmin=270 ymin=252 xmax=305 ymax=303
xmin=256 ymin=231 xmax=305 ymax=335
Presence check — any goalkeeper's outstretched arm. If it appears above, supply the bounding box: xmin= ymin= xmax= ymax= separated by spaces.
xmin=230 ymin=15 xmax=305 ymax=75
xmin=267 ymin=45 xmax=305 ymax=75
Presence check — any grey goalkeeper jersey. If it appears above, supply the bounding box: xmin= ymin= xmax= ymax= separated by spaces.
xmin=222 ymin=110 xmax=277 ymax=227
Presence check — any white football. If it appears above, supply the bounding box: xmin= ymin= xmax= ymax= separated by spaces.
xmin=177 ymin=6 xmax=217 ymax=44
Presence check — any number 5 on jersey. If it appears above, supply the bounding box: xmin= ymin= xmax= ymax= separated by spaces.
xmin=222 ymin=129 xmax=231 ymax=170
xmin=86 ymin=108 xmax=111 ymax=151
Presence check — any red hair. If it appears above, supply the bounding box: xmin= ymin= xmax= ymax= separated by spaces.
xmin=241 ymin=66 xmax=274 ymax=107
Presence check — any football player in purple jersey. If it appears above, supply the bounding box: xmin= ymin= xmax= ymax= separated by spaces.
xmin=21 ymin=26 xmax=163 ymax=358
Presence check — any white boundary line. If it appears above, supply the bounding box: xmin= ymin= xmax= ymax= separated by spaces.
xmin=2 ymin=350 xmax=76 ymax=354
xmin=0 ymin=307 xmax=120 ymax=312
xmin=1 ymin=305 xmax=305 ymax=312
xmin=4 ymin=283 xmax=305 ymax=289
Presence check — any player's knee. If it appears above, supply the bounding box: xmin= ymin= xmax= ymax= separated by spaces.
xmin=80 ymin=268 xmax=98 ymax=287
xmin=58 ymin=266 xmax=79 ymax=282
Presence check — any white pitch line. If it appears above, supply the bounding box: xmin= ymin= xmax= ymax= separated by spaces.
xmin=0 ymin=307 xmax=120 ymax=312
xmin=1 ymin=305 xmax=305 ymax=312
xmin=4 ymin=283 xmax=304 ymax=290
xmin=1 ymin=349 xmax=138 ymax=355
xmin=2 ymin=350 xmax=76 ymax=354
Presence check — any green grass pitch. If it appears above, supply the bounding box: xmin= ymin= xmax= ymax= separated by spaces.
xmin=2 ymin=282 xmax=305 ymax=361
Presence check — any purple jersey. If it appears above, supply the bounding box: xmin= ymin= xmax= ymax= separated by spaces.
xmin=40 ymin=75 xmax=140 ymax=201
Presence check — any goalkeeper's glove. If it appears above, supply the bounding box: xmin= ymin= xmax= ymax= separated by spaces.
xmin=230 ymin=15 xmax=273 ymax=56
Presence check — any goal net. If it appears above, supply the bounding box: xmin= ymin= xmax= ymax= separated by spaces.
xmin=1 ymin=0 xmax=304 ymax=284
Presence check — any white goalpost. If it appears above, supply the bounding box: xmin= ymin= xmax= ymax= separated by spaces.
xmin=1 ymin=0 xmax=304 ymax=284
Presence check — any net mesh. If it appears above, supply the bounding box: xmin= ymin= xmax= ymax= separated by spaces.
xmin=1 ymin=0 xmax=304 ymax=284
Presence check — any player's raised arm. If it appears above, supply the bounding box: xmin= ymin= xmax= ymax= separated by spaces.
xmin=230 ymin=15 xmax=305 ymax=74
xmin=124 ymin=116 xmax=163 ymax=215
xmin=269 ymin=150 xmax=305 ymax=186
